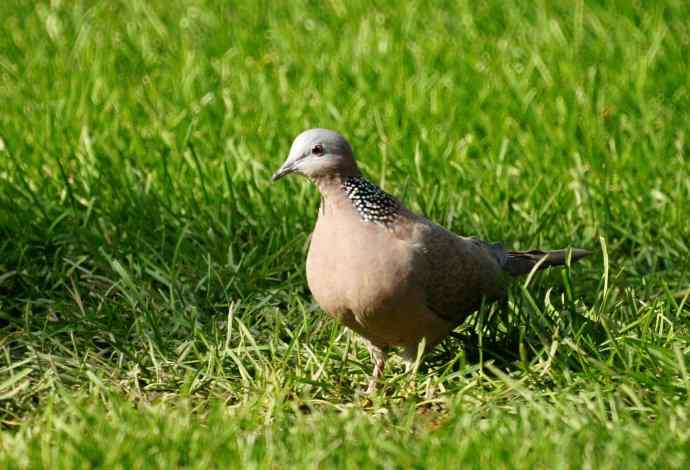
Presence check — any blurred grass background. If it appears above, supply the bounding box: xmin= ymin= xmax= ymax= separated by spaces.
xmin=1 ymin=0 xmax=689 ymax=468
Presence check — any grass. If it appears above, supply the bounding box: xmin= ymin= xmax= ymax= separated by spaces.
xmin=1 ymin=0 xmax=689 ymax=467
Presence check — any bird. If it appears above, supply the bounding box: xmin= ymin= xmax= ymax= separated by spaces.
xmin=272 ymin=128 xmax=591 ymax=393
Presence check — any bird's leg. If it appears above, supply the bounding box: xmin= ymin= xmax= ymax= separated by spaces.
xmin=401 ymin=338 xmax=427 ymax=374
xmin=366 ymin=344 xmax=387 ymax=394
xmin=400 ymin=347 xmax=418 ymax=374
xmin=400 ymin=344 xmax=424 ymax=395
xmin=400 ymin=339 xmax=432 ymax=395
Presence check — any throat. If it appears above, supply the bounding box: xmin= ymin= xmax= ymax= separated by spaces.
xmin=342 ymin=176 xmax=400 ymax=224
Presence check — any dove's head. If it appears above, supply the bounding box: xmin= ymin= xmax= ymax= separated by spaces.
xmin=272 ymin=129 xmax=360 ymax=182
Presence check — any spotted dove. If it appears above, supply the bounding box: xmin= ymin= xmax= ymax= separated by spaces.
xmin=273 ymin=128 xmax=591 ymax=392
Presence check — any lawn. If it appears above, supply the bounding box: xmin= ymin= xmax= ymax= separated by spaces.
xmin=1 ymin=0 xmax=689 ymax=468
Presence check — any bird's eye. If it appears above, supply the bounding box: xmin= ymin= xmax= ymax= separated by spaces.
xmin=311 ymin=144 xmax=324 ymax=156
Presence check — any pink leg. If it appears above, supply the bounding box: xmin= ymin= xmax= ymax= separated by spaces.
xmin=366 ymin=344 xmax=387 ymax=394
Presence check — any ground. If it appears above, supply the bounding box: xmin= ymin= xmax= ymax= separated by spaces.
xmin=1 ymin=0 xmax=689 ymax=468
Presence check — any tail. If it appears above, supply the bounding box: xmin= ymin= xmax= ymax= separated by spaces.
xmin=500 ymin=248 xmax=592 ymax=276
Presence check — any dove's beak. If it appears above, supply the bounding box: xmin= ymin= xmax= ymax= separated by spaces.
xmin=271 ymin=161 xmax=297 ymax=182
xmin=271 ymin=156 xmax=299 ymax=182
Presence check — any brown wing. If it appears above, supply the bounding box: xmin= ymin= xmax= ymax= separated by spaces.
xmin=406 ymin=220 xmax=508 ymax=326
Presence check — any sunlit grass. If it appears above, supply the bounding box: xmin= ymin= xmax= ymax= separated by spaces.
xmin=1 ymin=0 xmax=689 ymax=468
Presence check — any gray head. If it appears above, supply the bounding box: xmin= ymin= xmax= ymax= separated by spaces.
xmin=272 ymin=129 xmax=360 ymax=182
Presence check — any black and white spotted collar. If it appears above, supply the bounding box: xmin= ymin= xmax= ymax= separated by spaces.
xmin=342 ymin=176 xmax=400 ymax=225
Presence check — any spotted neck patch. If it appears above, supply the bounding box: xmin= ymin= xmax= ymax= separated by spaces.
xmin=343 ymin=176 xmax=400 ymax=225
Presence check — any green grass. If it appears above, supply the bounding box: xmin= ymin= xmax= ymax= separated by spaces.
xmin=1 ymin=0 xmax=689 ymax=467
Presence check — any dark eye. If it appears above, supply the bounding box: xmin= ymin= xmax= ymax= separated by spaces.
xmin=311 ymin=144 xmax=324 ymax=156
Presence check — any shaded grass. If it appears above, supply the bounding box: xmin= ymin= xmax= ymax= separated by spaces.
xmin=1 ymin=0 xmax=689 ymax=467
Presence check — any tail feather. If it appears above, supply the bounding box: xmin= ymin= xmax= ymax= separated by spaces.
xmin=501 ymin=248 xmax=592 ymax=276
